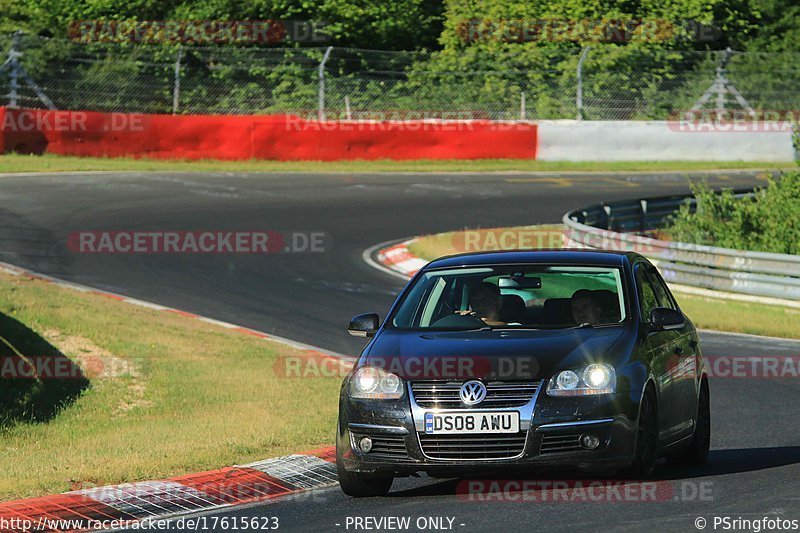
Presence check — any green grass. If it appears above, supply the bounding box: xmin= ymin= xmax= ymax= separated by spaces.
xmin=676 ymin=295 xmax=800 ymax=339
xmin=0 ymin=272 xmax=346 ymax=501
xmin=407 ymin=225 xmax=565 ymax=260
xmin=0 ymin=153 xmax=794 ymax=174
xmin=408 ymin=225 xmax=800 ymax=340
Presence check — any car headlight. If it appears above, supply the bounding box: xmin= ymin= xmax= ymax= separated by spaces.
xmin=349 ymin=367 xmax=404 ymax=400
xmin=547 ymin=363 xmax=616 ymax=396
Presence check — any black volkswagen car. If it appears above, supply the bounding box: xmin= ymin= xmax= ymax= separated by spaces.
xmin=337 ymin=250 xmax=710 ymax=496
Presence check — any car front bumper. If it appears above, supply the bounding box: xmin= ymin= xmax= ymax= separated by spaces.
xmin=337 ymin=384 xmax=641 ymax=476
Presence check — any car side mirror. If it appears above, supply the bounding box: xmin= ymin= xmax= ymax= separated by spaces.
xmin=649 ymin=307 xmax=684 ymax=332
xmin=348 ymin=313 xmax=380 ymax=337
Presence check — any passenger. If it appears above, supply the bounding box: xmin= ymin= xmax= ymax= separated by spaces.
xmin=571 ymin=289 xmax=604 ymax=325
xmin=458 ymin=282 xmax=507 ymax=327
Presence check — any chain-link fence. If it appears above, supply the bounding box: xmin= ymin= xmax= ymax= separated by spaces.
xmin=1 ymin=32 xmax=799 ymax=120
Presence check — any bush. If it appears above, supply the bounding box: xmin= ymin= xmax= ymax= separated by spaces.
xmin=666 ymin=172 xmax=800 ymax=255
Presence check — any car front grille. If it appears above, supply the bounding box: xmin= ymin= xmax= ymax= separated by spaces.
xmin=352 ymin=433 xmax=409 ymax=459
xmin=411 ymin=381 xmax=541 ymax=408
xmin=539 ymin=433 xmax=582 ymax=454
xmin=418 ymin=432 xmax=528 ymax=460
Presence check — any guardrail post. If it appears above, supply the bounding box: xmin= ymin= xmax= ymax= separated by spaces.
xmin=318 ymin=46 xmax=334 ymax=121
xmin=640 ymin=200 xmax=648 ymax=231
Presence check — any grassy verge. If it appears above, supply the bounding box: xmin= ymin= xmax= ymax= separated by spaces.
xmin=0 ymin=153 xmax=794 ymax=174
xmin=407 ymin=225 xmax=800 ymax=340
xmin=0 ymin=271 xmax=344 ymax=501
xmin=675 ymin=296 xmax=800 ymax=339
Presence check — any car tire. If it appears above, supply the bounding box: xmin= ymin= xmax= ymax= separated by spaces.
xmin=625 ymin=386 xmax=658 ymax=479
xmin=666 ymin=380 xmax=710 ymax=467
xmin=336 ymin=457 xmax=393 ymax=497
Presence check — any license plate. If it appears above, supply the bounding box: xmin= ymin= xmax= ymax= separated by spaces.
xmin=424 ymin=411 xmax=520 ymax=434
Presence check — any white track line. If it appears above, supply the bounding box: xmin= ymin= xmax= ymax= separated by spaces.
xmin=0 ymin=259 xmax=349 ymax=360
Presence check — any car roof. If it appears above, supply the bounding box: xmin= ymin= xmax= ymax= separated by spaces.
xmin=425 ymin=249 xmax=641 ymax=270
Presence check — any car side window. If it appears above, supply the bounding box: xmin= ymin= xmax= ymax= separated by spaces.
xmin=646 ymin=267 xmax=678 ymax=311
xmin=636 ymin=264 xmax=660 ymax=321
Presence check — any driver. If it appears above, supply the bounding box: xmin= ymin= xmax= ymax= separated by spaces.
xmin=571 ymin=289 xmax=604 ymax=325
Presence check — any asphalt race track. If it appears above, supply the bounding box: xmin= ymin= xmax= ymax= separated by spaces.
xmin=1 ymin=169 xmax=798 ymax=532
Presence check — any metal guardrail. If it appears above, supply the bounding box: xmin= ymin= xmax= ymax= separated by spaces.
xmin=562 ymin=190 xmax=800 ymax=301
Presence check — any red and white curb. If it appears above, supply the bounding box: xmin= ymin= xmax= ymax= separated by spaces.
xmin=0 ymin=260 xmax=351 ymax=532
xmin=0 ymin=447 xmax=337 ymax=532
xmin=365 ymin=239 xmax=428 ymax=280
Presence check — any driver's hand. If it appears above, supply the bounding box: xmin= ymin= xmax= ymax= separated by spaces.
xmin=456 ymin=310 xmax=476 ymax=316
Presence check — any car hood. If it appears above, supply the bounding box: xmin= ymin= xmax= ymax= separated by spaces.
xmin=363 ymin=326 xmax=629 ymax=381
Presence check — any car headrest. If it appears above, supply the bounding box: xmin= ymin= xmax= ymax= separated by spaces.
xmin=500 ymin=294 xmax=526 ymax=323
xmin=543 ymin=298 xmax=573 ymax=323
xmin=592 ymin=290 xmax=621 ymax=321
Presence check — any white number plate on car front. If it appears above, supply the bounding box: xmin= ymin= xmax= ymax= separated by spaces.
xmin=424 ymin=411 xmax=519 ymax=434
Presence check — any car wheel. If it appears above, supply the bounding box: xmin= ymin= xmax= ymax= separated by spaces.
xmin=626 ymin=387 xmax=658 ymax=479
xmin=336 ymin=459 xmax=393 ymax=497
xmin=666 ymin=380 xmax=710 ymax=467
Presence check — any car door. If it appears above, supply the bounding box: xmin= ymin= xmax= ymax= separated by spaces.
xmin=635 ymin=262 xmax=681 ymax=441
xmin=647 ymin=266 xmax=698 ymax=439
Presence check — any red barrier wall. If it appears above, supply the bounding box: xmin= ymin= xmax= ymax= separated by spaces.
xmin=0 ymin=108 xmax=537 ymax=161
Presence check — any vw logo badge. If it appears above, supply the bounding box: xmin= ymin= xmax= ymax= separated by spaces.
xmin=459 ymin=380 xmax=487 ymax=405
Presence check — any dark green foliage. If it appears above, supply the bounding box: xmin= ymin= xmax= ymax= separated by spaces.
xmin=1 ymin=1 xmax=798 ymax=117
xmin=1 ymin=0 xmax=445 ymax=50
xmin=667 ymin=173 xmax=800 ymax=254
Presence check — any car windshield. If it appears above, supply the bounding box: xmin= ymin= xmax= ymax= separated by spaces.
xmin=391 ymin=265 xmax=626 ymax=330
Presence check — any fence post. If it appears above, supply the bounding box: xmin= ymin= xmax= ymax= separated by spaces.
xmin=520 ymin=92 xmax=526 ymax=120
xmin=6 ymin=31 xmax=21 ymax=107
xmin=576 ymin=46 xmax=590 ymax=120
xmin=172 ymin=45 xmax=183 ymax=114
xmin=318 ymin=46 xmax=333 ymax=121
